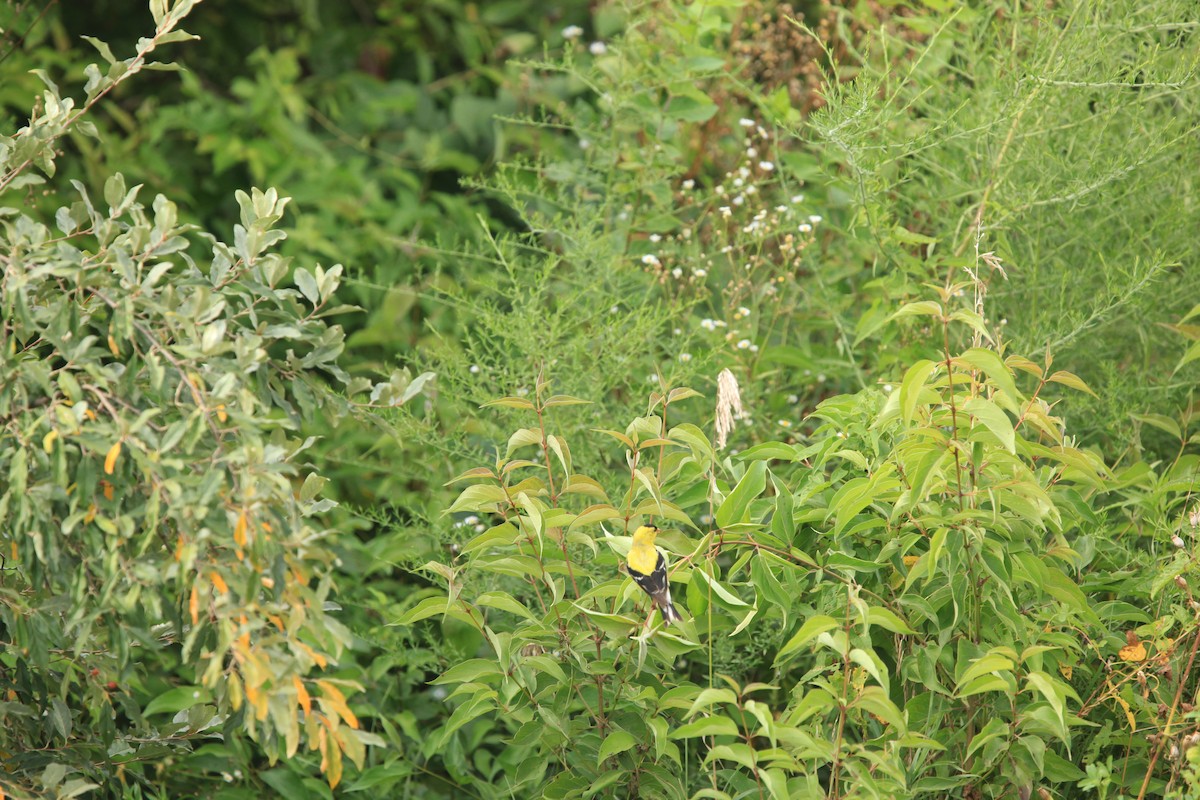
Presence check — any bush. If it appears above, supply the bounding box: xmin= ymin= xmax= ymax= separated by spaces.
xmin=0 ymin=4 xmax=425 ymax=794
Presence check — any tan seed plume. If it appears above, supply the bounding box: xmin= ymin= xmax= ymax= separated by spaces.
xmin=715 ymin=368 xmax=744 ymax=450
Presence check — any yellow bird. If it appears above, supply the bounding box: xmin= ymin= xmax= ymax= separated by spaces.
xmin=626 ymin=525 xmax=683 ymax=624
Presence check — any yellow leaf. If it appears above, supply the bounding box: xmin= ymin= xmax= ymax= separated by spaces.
xmin=228 ymin=672 xmax=243 ymax=711
xmin=1119 ymin=642 xmax=1146 ymax=662
xmin=104 ymin=441 xmax=122 ymax=475
xmin=294 ymin=675 xmax=312 ymax=717
xmin=210 ymin=571 xmax=228 ymax=595
xmin=102 ymin=480 xmax=113 ymax=501
xmin=326 ymin=732 xmax=343 ymax=788
xmin=107 ymin=334 xmax=120 ymax=356
xmin=84 ymin=504 xmax=97 ymax=524
xmin=189 ymin=585 xmax=199 ymax=625
xmin=216 ymin=403 xmax=228 ymax=423
xmin=1059 ymin=663 xmax=1073 ymax=680
xmin=902 ymin=555 xmax=919 ymax=568
xmin=42 ymin=429 xmax=59 ymax=453
xmin=317 ymin=680 xmax=359 ymax=729
xmin=1115 ymin=693 xmax=1136 ymax=731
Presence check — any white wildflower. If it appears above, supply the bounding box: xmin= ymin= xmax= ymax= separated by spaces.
xmin=682 ymin=179 xmax=695 ymax=190
xmin=589 ymin=41 xmax=607 ymax=55
xmin=738 ymin=118 xmax=755 ymax=128
xmin=679 ymin=353 xmax=692 ymax=362
xmin=759 ymin=161 xmax=775 ymax=171
xmin=642 ymin=254 xmax=661 ymax=266
xmin=737 ymin=339 xmax=752 ymax=350
xmin=562 ymin=25 xmax=584 ymax=39
xmin=469 ymin=364 xmax=481 ymax=374
xmin=791 ymin=194 xmax=805 ymax=204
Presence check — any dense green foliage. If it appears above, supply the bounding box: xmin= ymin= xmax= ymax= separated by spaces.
xmin=2 ymin=0 xmax=1199 ymax=797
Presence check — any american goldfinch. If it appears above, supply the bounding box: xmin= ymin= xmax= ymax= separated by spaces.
xmin=626 ymin=525 xmax=683 ymax=624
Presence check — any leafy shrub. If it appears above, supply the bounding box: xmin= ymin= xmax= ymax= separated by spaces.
xmin=412 ymin=294 xmax=1123 ymax=797
xmin=0 ymin=4 xmax=428 ymax=794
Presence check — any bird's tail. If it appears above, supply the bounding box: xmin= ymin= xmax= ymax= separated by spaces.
xmin=654 ymin=588 xmax=684 ymax=624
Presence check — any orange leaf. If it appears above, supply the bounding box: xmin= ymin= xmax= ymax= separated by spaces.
xmin=234 ymin=511 xmax=248 ymax=547
xmin=189 ymin=585 xmax=199 ymax=625
xmin=101 ymin=480 xmax=113 ymax=501
xmin=294 ymin=675 xmax=312 ymax=717
xmin=104 ymin=441 xmax=122 ymax=475
xmin=210 ymin=571 xmax=229 ymax=595
xmin=216 ymin=403 xmax=228 ymax=423
xmin=298 ymin=642 xmax=328 ymax=669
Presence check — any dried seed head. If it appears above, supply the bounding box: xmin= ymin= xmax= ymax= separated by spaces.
xmin=715 ymin=368 xmax=745 ymax=450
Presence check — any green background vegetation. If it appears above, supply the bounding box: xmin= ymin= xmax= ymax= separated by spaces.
xmin=2 ymin=0 xmax=1199 ymax=797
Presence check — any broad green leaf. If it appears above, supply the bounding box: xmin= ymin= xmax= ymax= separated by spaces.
xmin=715 ymin=460 xmax=768 ymax=528
xmin=900 ymin=360 xmax=939 ymax=424
xmin=775 ymin=615 xmax=839 ymax=664
xmin=692 ymin=567 xmax=750 ymax=608
xmin=144 ymin=686 xmax=211 ymax=716
xmin=964 ymin=396 xmax=1015 ymax=453
xmin=957 ymin=347 xmax=1019 ymax=400
xmin=431 ymin=659 xmax=503 ymax=685
xmin=597 ymin=730 xmax=637 ymax=764
xmin=957 ymin=654 xmax=1015 ymax=687
xmin=866 ymin=607 xmax=915 ymax=634
xmin=671 ymin=716 xmax=740 ymax=739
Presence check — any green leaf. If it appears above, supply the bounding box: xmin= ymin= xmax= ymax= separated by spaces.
xmin=294 ymin=268 xmax=319 ymax=304
xmin=144 ymin=685 xmax=212 ymax=716
xmin=482 ymin=396 xmax=537 ymax=410
xmin=685 ymin=687 xmax=738 ymax=717
xmin=1131 ymin=413 xmax=1182 ymax=441
xmin=692 ymin=567 xmax=750 ymax=608
xmin=431 ymin=659 xmax=503 ymax=685
xmin=964 ymin=396 xmax=1015 ymax=453
xmin=866 ymin=606 xmax=915 ymax=634
xmin=735 ymin=442 xmax=797 ymax=461
xmin=957 ymin=347 xmax=1019 ymax=400
xmin=889 ymin=301 xmax=944 ymax=323
xmin=957 ymin=654 xmax=1015 ymax=687
xmin=543 ymin=395 xmax=592 ymax=408
xmin=715 ymin=460 xmax=768 ymax=528
xmin=775 ymin=615 xmax=839 ymax=664
xmin=597 ymin=730 xmax=638 ymax=764
xmin=446 ymin=484 xmax=508 ymax=514
xmin=1047 ymin=370 xmax=1098 ymax=397
xmin=900 ymin=360 xmax=939 ymax=424
xmin=671 ymin=716 xmax=740 ymax=739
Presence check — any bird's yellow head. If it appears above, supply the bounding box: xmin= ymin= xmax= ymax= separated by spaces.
xmin=632 ymin=525 xmax=659 ymax=547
